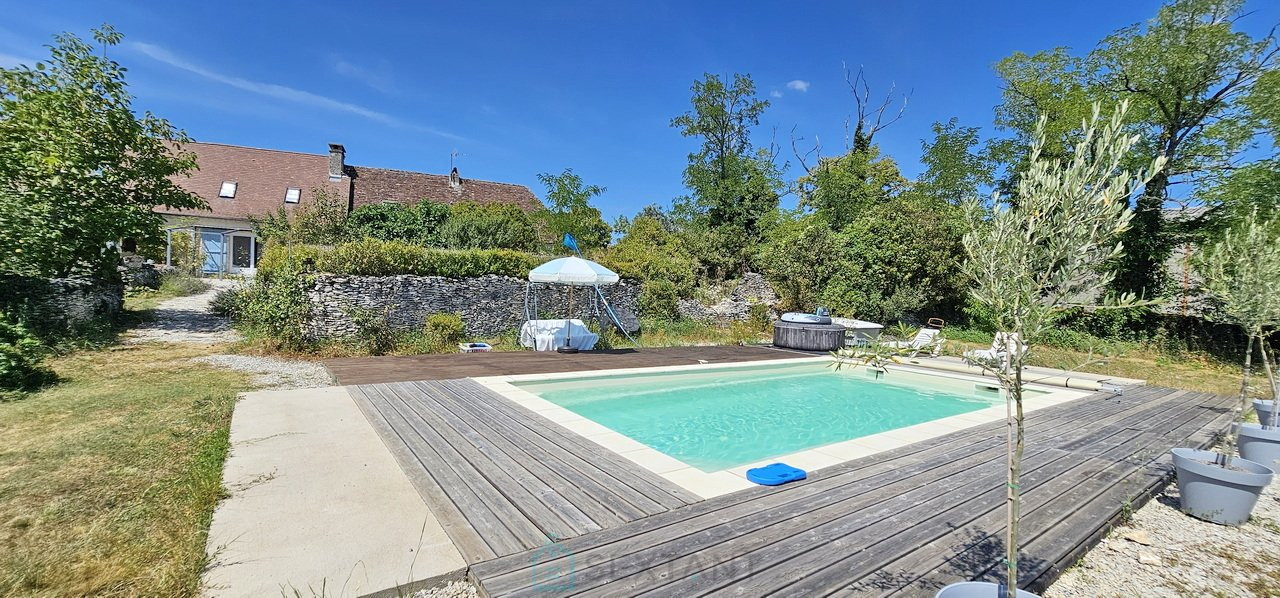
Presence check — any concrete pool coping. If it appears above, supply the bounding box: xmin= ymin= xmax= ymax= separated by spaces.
xmin=472 ymin=356 xmax=1094 ymax=499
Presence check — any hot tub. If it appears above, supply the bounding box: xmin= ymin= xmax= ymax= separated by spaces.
xmin=773 ymin=320 xmax=847 ymax=351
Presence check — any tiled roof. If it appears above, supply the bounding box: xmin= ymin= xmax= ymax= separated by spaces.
xmin=349 ymin=165 xmax=542 ymax=212
xmin=160 ymin=142 xmax=349 ymax=220
xmin=160 ymin=141 xmax=540 ymax=221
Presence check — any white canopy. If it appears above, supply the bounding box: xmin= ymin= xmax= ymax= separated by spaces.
xmin=528 ymin=256 xmax=619 ymax=286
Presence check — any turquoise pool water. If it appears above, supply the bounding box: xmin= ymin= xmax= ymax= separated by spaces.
xmin=516 ymin=362 xmax=1016 ymax=472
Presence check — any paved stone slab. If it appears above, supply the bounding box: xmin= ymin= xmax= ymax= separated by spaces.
xmin=203 ymin=386 xmax=464 ymax=597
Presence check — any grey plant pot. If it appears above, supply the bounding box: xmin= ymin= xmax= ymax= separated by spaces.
xmin=936 ymin=582 xmax=1040 ymax=598
xmin=1254 ymin=399 xmax=1276 ymax=427
xmin=1171 ymin=447 xmax=1274 ymax=525
xmin=1237 ymin=423 xmax=1280 ymax=474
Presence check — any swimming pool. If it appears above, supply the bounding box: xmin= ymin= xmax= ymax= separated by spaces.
xmin=515 ymin=361 xmax=1045 ymax=472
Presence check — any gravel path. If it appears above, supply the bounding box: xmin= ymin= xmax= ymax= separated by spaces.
xmin=125 ymin=278 xmax=334 ymax=390
xmin=1045 ymin=480 xmax=1279 ymax=597
xmin=125 ymin=278 xmax=243 ymax=345
xmin=411 ymin=580 xmax=477 ymax=598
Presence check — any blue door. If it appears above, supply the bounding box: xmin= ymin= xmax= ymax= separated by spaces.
xmin=201 ymin=231 xmax=225 ymax=273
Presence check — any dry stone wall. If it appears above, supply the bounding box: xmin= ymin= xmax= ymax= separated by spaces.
xmin=305 ymin=274 xmax=641 ymax=339
xmin=0 ymin=275 xmax=123 ymax=334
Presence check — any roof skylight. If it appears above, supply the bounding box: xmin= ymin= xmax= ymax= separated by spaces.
xmin=218 ymin=181 xmax=238 ymax=198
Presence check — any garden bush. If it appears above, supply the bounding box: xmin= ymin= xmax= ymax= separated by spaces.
xmin=157 ymin=270 xmax=210 ymax=296
xmin=208 ymin=286 xmax=244 ymax=318
xmin=438 ymin=202 xmax=539 ymax=251
xmin=346 ymin=201 xmax=450 ymax=245
xmin=346 ymin=305 xmax=397 ymax=356
xmin=423 ymin=312 xmax=466 ymax=352
xmin=231 ymin=270 xmax=313 ymax=350
xmin=257 ymin=240 xmax=542 ymax=279
xmin=0 ymin=314 xmax=54 ymax=396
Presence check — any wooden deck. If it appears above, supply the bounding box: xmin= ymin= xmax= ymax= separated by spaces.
xmin=464 ymin=386 xmax=1232 ymax=597
xmin=348 ymin=379 xmax=702 ymax=564
xmin=349 ymin=373 xmax=1233 ymax=597
xmin=326 ymin=344 xmax=802 ymax=385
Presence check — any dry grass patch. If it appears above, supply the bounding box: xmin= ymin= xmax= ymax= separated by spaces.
xmin=0 ymin=343 xmax=252 ymax=597
xmin=944 ymin=339 xmax=1243 ymax=396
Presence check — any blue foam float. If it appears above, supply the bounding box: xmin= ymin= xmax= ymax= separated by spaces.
xmin=745 ymin=462 xmax=807 ymax=486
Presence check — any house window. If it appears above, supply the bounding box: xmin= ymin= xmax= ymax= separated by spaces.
xmin=219 ymin=181 xmax=238 ymax=198
xmin=232 ymin=236 xmax=253 ymax=268
xmin=284 ymin=187 xmax=301 ymax=203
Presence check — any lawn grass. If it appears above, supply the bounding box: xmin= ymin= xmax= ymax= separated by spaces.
xmin=0 ymin=343 xmax=252 ymax=597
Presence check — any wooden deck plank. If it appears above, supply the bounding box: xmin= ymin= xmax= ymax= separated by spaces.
xmin=349 ymin=377 xmax=703 ymax=568
xmin=387 ymin=382 xmax=600 ymax=540
xmin=471 ymin=385 xmax=1185 ymax=594
xmin=875 ymin=393 xmax=1229 ymax=596
xmin=363 ymin=384 xmax=543 ymax=555
xmin=348 ymin=385 xmax=503 ymax=562
xmin=408 ymin=381 xmax=638 ymax=528
xmin=471 ymin=387 xmax=1234 ymax=597
xmin=438 ymin=379 xmax=700 ymax=509
xmin=327 ymin=344 xmax=802 ymax=385
xmin=795 ymin=391 xmax=1229 ymax=597
xmin=640 ymin=388 xmax=1211 ymax=597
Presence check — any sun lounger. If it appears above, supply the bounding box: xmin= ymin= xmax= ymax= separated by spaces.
xmin=883 ymin=328 xmax=944 ymax=357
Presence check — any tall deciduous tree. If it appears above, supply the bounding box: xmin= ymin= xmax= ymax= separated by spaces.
xmin=671 ymin=73 xmax=782 ymax=275
xmin=536 ymin=168 xmax=611 ymax=251
xmin=918 ymin=118 xmax=996 ymax=205
xmin=0 ymin=26 xmax=205 ymax=280
xmin=963 ymin=102 xmax=1163 ymax=597
xmin=1096 ymin=0 xmax=1277 ymax=297
xmin=991 ymin=0 xmax=1277 ymax=298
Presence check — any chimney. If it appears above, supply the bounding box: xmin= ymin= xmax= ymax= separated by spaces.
xmin=328 ymin=143 xmax=345 ymax=180
xmin=449 ymin=166 xmax=461 ymax=191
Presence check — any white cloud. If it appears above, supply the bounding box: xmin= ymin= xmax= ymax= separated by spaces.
xmin=769 ymin=90 xmax=783 ymax=98
xmin=786 ymin=79 xmax=810 ymax=92
xmin=131 ymin=42 xmax=462 ymax=140
xmin=332 ymin=56 xmax=394 ymax=93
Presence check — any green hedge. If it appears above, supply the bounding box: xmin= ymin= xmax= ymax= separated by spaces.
xmin=258 ymin=239 xmax=543 ymax=279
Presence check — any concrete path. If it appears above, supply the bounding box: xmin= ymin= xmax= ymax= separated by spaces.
xmin=203 ymin=386 xmax=464 ymax=597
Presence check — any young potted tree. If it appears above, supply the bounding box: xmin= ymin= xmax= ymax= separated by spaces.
xmin=1187 ymin=209 xmax=1280 ymax=514
xmin=937 ymin=102 xmax=1163 ymax=598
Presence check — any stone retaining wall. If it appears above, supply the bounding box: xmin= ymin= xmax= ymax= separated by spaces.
xmin=0 ymin=275 xmax=124 ymax=334
xmin=305 ymin=274 xmax=642 ymax=339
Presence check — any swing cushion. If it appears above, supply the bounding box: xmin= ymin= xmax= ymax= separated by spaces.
xmin=746 ymin=463 xmax=807 ymax=486
xmin=518 ymin=319 xmax=599 ymax=351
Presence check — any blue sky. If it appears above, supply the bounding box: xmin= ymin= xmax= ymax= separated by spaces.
xmin=1 ymin=1 xmax=1276 ymax=219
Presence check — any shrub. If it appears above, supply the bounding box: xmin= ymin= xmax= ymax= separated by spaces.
xmin=423 ymin=312 xmax=466 ymax=352
xmin=347 ymin=305 xmax=397 ymax=356
xmin=208 ymin=286 xmax=245 ymax=317
xmin=0 ymin=314 xmax=54 ymax=396
xmin=158 ymin=270 xmax=209 ymax=297
xmin=439 ymin=202 xmax=539 ymax=251
xmin=257 ymin=240 xmax=542 ymax=279
xmin=231 ymin=271 xmax=313 ymax=349
xmin=346 ymin=201 xmax=450 ymax=245
xmin=746 ymin=302 xmax=771 ymax=331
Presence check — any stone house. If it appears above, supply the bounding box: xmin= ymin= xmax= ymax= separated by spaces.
xmin=155 ymin=142 xmax=541 ymax=275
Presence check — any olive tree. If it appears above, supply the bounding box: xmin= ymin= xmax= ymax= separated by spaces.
xmin=1196 ymin=210 xmax=1280 ymax=432
xmin=961 ymin=101 xmax=1163 ymax=597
